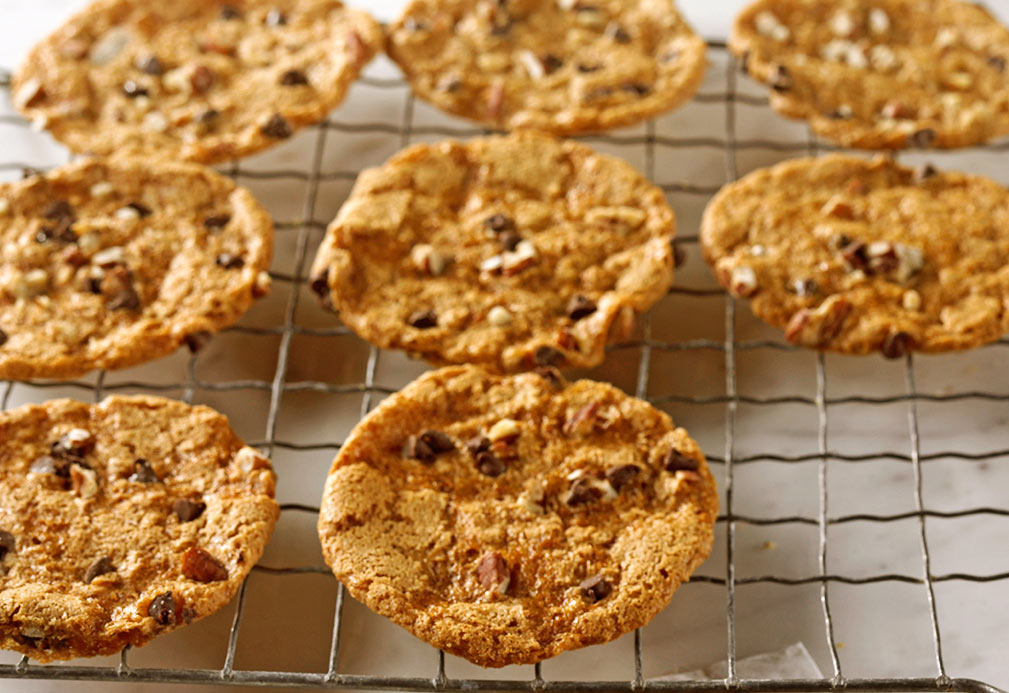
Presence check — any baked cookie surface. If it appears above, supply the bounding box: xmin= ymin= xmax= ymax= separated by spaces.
xmin=310 ymin=131 xmax=676 ymax=372
xmin=387 ymin=0 xmax=707 ymax=134
xmin=0 ymin=157 xmax=273 ymax=380
xmin=701 ymin=155 xmax=1009 ymax=356
xmin=0 ymin=395 xmax=278 ymax=661
xmin=12 ymin=0 xmax=381 ymax=163
xmin=730 ymin=0 xmax=1009 ymax=149
xmin=318 ymin=366 xmax=717 ymax=667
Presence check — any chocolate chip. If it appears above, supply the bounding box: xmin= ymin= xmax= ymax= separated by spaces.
xmin=421 ymin=430 xmax=454 ymax=454
xmin=148 ymin=592 xmax=176 ymax=625
xmin=0 ymin=531 xmax=15 ymax=560
xmin=265 ymin=8 xmax=287 ymax=26
xmin=204 ymin=214 xmax=231 ymax=230
xmin=190 ymin=65 xmax=216 ymax=94
xmin=220 ymin=4 xmax=242 ymax=20
xmin=533 ymin=345 xmax=565 ymax=368
xmin=673 ymin=241 xmax=687 ymax=268
xmin=173 ymin=498 xmax=206 ymax=522
xmin=195 ymin=109 xmax=220 ymax=126
xmin=604 ymin=22 xmax=631 ymax=43
xmin=127 ymin=201 xmax=152 ymax=218
xmin=35 ymin=217 xmax=76 ymax=245
xmin=184 ymin=331 xmax=213 ymax=352
xmin=841 ymin=241 xmax=868 ymax=272
xmin=623 ymin=82 xmax=651 ymax=96
xmin=261 ymin=113 xmax=293 ymax=138
xmin=475 ymin=450 xmax=506 ymax=477
xmin=535 ymin=366 xmax=565 ymax=390
xmin=664 ymin=448 xmax=699 ymax=472
xmin=476 ymin=551 xmax=510 ymax=592
xmin=181 ymin=546 xmax=228 ymax=582
xmin=499 ymin=230 xmax=522 ymax=252
xmin=403 ymin=434 xmax=435 ymax=463
xmin=914 ymin=163 xmax=938 ymax=183
xmin=579 ymin=574 xmax=611 ymax=602
xmin=280 ymin=69 xmax=309 ymax=86
xmin=989 ymin=55 xmax=1006 ymax=72
xmin=543 ymin=53 xmax=564 ymax=74
xmin=310 ymin=271 xmax=329 ymax=297
xmin=577 ymin=63 xmax=602 ymax=73
xmin=137 ymin=55 xmax=165 ymax=76
xmin=216 ymin=253 xmax=244 ymax=269
xmin=30 ymin=455 xmax=68 ymax=476
xmin=770 ymin=64 xmax=792 ymax=92
xmin=407 ymin=310 xmax=437 ymax=329
xmin=128 ymin=459 xmax=161 ymax=483
xmin=882 ymin=331 xmax=912 ymax=359
xmin=566 ymin=477 xmax=602 ymax=505
xmin=484 ymin=214 xmax=515 ymax=233
xmin=466 ymin=436 xmax=491 ymax=455
xmin=567 ymin=295 xmax=597 ymax=321
xmin=84 ymin=556 xmax=115 ymax=583
xmin=44 ymin=200 xmax=74 ymax=223
xmin=605 ymin=464 xmax=640 ymax=491
xmin=122 ymin=80 xmax=149 ymax=98
xmin=51 ymin=430 xmax=94 ymax=460
xmin=85 ymin=277 xmax=103 ymax=294
xmin=909 ymin=128 xmax=936 ymax=149
xmin=0 ymin=329 xmax=7 ymax=347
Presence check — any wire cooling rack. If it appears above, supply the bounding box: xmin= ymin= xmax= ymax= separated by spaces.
xmin=1 ymin=39 xmax=1008 ymax=693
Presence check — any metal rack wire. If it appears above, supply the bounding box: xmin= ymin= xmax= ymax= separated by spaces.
xmin=0 ymin=39 xmax=1008 ymax=692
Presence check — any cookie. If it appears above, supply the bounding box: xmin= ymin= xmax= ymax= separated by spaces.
xmin=701 ymin=154 xmax=1009 ymax=356
xmin=730 ymin=0 xmax=1009 ymax=149
xmin=310 ymin=131 xmax=676 ymax=372
xmin=0 ymin=157 xmax=273 ymax=380
xmin=0 ymin=395 xmax=278 ymax=661
xmin=318 ymin=365 xmax=717 ymax=667
xmin=11 ymin=0 xmax=381 ymax=164
xmin=386 ymin=0 xmax=707 ymax=135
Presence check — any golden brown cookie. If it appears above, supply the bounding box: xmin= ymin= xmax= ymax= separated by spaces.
xmin=318 ymin=366 xmax=718 ymax=667
xmin=0 ymin=157 xmax=273 ymax=380
xmin=701 ymin=154 xmax=1009 ymax=356
xmin=730 ymin=0 xmax=1009 ymax=149
xmin=387 ymin=0 xmax=707 ymax=134
xmin=12 ymin=0 xmax=381 ymax=163
xmin=0 ymin=395 xmax=278 ymax=661
xmin=310 ymin=131 xmax=676 ymax=372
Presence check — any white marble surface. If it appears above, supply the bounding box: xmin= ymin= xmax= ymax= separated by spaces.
xmin=2 ymin=1 xmax=1009 ymax=691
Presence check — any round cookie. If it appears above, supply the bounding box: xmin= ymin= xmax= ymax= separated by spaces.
xmin=310 ymin=131 xmax=676 ymax=372
xmin=701 ymin=154 xmax=1009 ymax=356
xmin=318 ymin=365 xmax=718 ymax=667
xmin=730 ymin=0 xmax=1009 ymax=149
xmin=386 ymin=0 xmax=707 ymax=135
xmin=0 ymin=395 xmax=278 ymax=661
xmin=12 ymin=0 xmax=381 ymax=164
xmin=0 ymin=157 xmax=273 ymax=380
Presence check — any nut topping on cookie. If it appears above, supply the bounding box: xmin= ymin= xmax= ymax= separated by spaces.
xmin=579 ymin=575 xmax=612 ymax=602
xmin=148 ymin=592 xmax=177 ymax=626
xmin=53 ymin=428 xmax=94 ymax=460
xmin=70 ymin=463 xmax=98 ymax=499
xmin=487 ymin=418 xmax=520 ymax=442
xmin=173 ymin=498 xmax=207 ymax=523
xmin=477 ymin=552 xmax=510 ymax=594
xmin=564 ymin=402 xmax=600 ymax=437
xmin=128 ymin=459 xmax=162 ymax=483
xmin=181 ymin=547 xmax=228 ymax=583
xmin=664 ymin=449 xmax=699 ymax=473
xmin=84 ymin=556 xmax=115 ymax=584
xmin=410 ymin=244 xmax=450 ymax=276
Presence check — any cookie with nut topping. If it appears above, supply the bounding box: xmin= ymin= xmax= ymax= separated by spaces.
xmin=310 ymin=131 xmax=676 ymax=371
xmin=0 ymin=395 xmax=278 ymax=661
xmin=0 ymin=157 xmax=272 ymax=380
xmin=12 ymin=0 xmax=381 ymax=163
xmin=318 ymin=365 xmax=717 ymax=667
xmin=701 ymin=154 xmax=1009 ymax=355
xmin=387 ymin=0 xmax=707 ymax=134
xmin=731 ymin=0 xmax=1009 ymax=149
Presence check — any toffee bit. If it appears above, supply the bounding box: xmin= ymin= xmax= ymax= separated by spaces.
xmin=407 ymin=309 xmax=438 ymax=329
xmin=664 ymin=448 xmax=699 ymax=472
xmin=261 ymin=113 xmax=293 ymax=138
xmin=173 ymin=498 xmax=206 ymax=522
